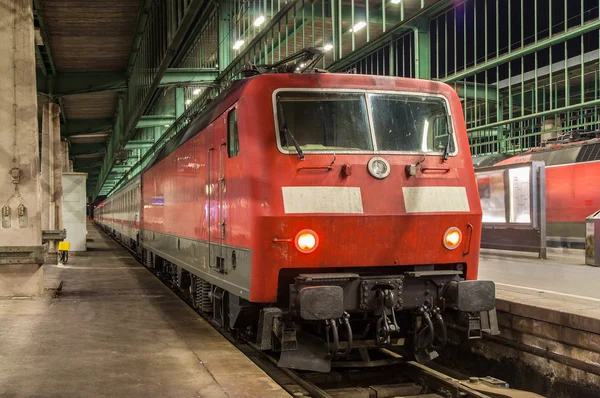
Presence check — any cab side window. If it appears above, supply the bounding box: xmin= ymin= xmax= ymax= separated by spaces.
xmin=228 ymin=108 xmax=239 ymax=158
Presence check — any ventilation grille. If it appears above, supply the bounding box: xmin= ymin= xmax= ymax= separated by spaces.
xmin=576 ymin=143 xmax=600 ymax=163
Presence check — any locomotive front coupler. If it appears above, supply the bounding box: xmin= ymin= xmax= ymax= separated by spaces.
xmin=289 ymin=273 xmax=405 ymax=322
xmin=441 ymin=279 xmax=500 ymax=339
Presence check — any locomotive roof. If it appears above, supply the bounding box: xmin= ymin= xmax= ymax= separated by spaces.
xmin=497 ymin=137 xmax=600 ymax=167
xmin=144 ymin=78 xmax=251 ymax=172
xmin=143 ymin=73 xmax=457 ymax=172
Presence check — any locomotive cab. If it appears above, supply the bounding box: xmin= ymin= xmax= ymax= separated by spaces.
xmin=241 ymin=74 xmax=500 ymax=371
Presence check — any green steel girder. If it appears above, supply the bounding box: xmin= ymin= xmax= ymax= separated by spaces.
xmin=94 ymin=0 xmax=210 ymax=199
xmin=218 ymin=2 xmax=232 ymax=72
xmin=126 ymin=0 xmax=154 ymax=76
xmin=442 ymin=19 xmax=600 ymax=83
xmin=159 ymin=68 xmax=219 ymax=86
xmin=328 ymin=0 xmax=452 ymax=72
xmin=122 ymin=2 xmax=207 ymax=139
xmin=136 ymin=115 xmax=176 ymax=128
xmin=411 ymin=20 xmax=430 ymax=80
xmin=124 ymin=140 xmax=154 ymax=150
xmin=37 ymin=71 xmax=127 ymax=97
xmin=467 ymin=98 xmax=600 ymax=133
xmin=61 ymin=119 xmax=114 ymax=136
xmin=455 ymin=82 xmax=499 ymax=102
xmin=263 ymin=17 xmax=308 ymax=61
xmin=36 ymin=69 xmax=219 ymax=98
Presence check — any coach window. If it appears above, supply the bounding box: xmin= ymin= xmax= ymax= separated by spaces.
xmin=228 ymin=108 xmax=239 ymax=158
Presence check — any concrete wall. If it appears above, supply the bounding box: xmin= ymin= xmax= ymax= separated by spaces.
xmin=0 ymin=0 xmax=43 ymax=296
xmin=62 ymin=173 xmax=87 ymax=251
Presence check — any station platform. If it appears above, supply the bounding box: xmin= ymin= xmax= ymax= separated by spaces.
xmin=469 ymin=249 xmax=600 ymax=394
xmin=0 ymin=223 xmax=289 ymax=397
xmin=479 ymin=248 xmax=600 ymax=299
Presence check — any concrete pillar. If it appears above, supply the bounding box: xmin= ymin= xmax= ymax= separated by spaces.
xmin=41 ymin=102 xmax=63 ymax=258
xmin=61 ymin=140 xmax=69 ymax=172
xmin=0 ymin=0 xmax=44 ymax=296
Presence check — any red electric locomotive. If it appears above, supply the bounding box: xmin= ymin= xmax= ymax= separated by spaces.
xmin=96 ymin=51 xmax=497 ymax=372
xmin=494 ymin=133 xmax=600 ymax=247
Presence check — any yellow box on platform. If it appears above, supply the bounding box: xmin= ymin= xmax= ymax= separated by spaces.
xmin=58 ymin=241 xmax=70 ymax=251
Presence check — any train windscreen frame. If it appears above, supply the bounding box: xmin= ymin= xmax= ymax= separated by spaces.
xmin=273 ymin=89 xmax=457 ymax=156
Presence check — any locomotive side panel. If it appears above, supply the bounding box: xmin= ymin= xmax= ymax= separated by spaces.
xmin=141 ymin=105 xmax=254 ymax=299
xmin=546 ymin=161 xmax=600 ymax=241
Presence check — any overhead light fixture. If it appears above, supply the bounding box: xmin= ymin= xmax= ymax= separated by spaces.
xmin=233 ymin=40 xmax=244 ymax=50
xmin=192 ymin=88 xmax=201 ymax=95
xmin=254 ymin=15 xmax=265 ymax=26
xmin=350 ymin=21 xmax=367 ymax=32
xmin=323 ymin=43 xmax=334 ymax=52
xmin=391 ymin=0 xmax=402 ymax=4
xmin=215 ymin=63 xmax=219 ymax=68
xmin=185 ymin=99 xmax=192 ymax=105
xmin=164 ymin=124 xmax=170 ymax=128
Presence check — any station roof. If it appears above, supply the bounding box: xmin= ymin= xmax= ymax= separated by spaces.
xmin=35 ymin=0 xmax=140 ymax=194
xmin=33 ymin=0 xmax=449 ymax=200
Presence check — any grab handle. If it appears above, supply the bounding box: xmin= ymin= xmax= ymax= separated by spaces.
xmin=463 ymin=223 xmax=473 ymax=256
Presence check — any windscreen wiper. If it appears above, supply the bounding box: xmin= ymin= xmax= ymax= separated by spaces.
xmin=276 ymin=98 xmax=305 ymax=160
xmin=443 ymin=130 xmax=453 ymax=161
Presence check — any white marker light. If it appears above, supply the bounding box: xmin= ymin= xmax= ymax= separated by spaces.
xmin=164 ymin=124 xmax=170 ymax=128
xmin=185 ymin=99 xmax=192 ymax=105
xmin=192 ymin=88 xmax=201 ymax=95
xmin=351 ymin=21 xmax=367 ymax=33
xmin=233 ymin=40 xmax=244 ymax=50
xmin=391 ymin=0 xmax=402 ymax=4
xmin=323 ymin=43 xmax=334 ymax=52
xmin=253 ymin=15 xmax=265 ymax=26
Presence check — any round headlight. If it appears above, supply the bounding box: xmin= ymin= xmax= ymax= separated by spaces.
xmin=367 ymin=157 xmax=391 ymax=179
xmin=443 ymin=227 xmax=463 ymax=250
xmin=295 ymin=229 xmax=319 ymax=253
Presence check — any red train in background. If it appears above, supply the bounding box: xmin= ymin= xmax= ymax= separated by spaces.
xmin=95 ymin=50 xmax=497 ymax=372
xmin=490 ymin=133 xmax=600 ymax=248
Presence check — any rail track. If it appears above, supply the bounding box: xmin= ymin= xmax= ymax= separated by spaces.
xmin=104 ymin=227 xmax=542 ymax=398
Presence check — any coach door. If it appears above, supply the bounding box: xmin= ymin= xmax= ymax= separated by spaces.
xmin=208 ymin=119 xmax=226 ymax=274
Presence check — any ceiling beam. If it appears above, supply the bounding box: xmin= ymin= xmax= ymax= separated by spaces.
xmin=37 ymin=71 xmax=127 ymax=97
xmin=69 ymin=143 xmax=107 ymax=157
xmin=61 ymin=119 xmax=114 ymax=136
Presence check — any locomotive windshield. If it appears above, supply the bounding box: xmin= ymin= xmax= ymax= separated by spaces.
xmin=277 ymin=92 xmax=373 ymax=151
xmin=276 ymin=90 xmax=455 ymax=155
